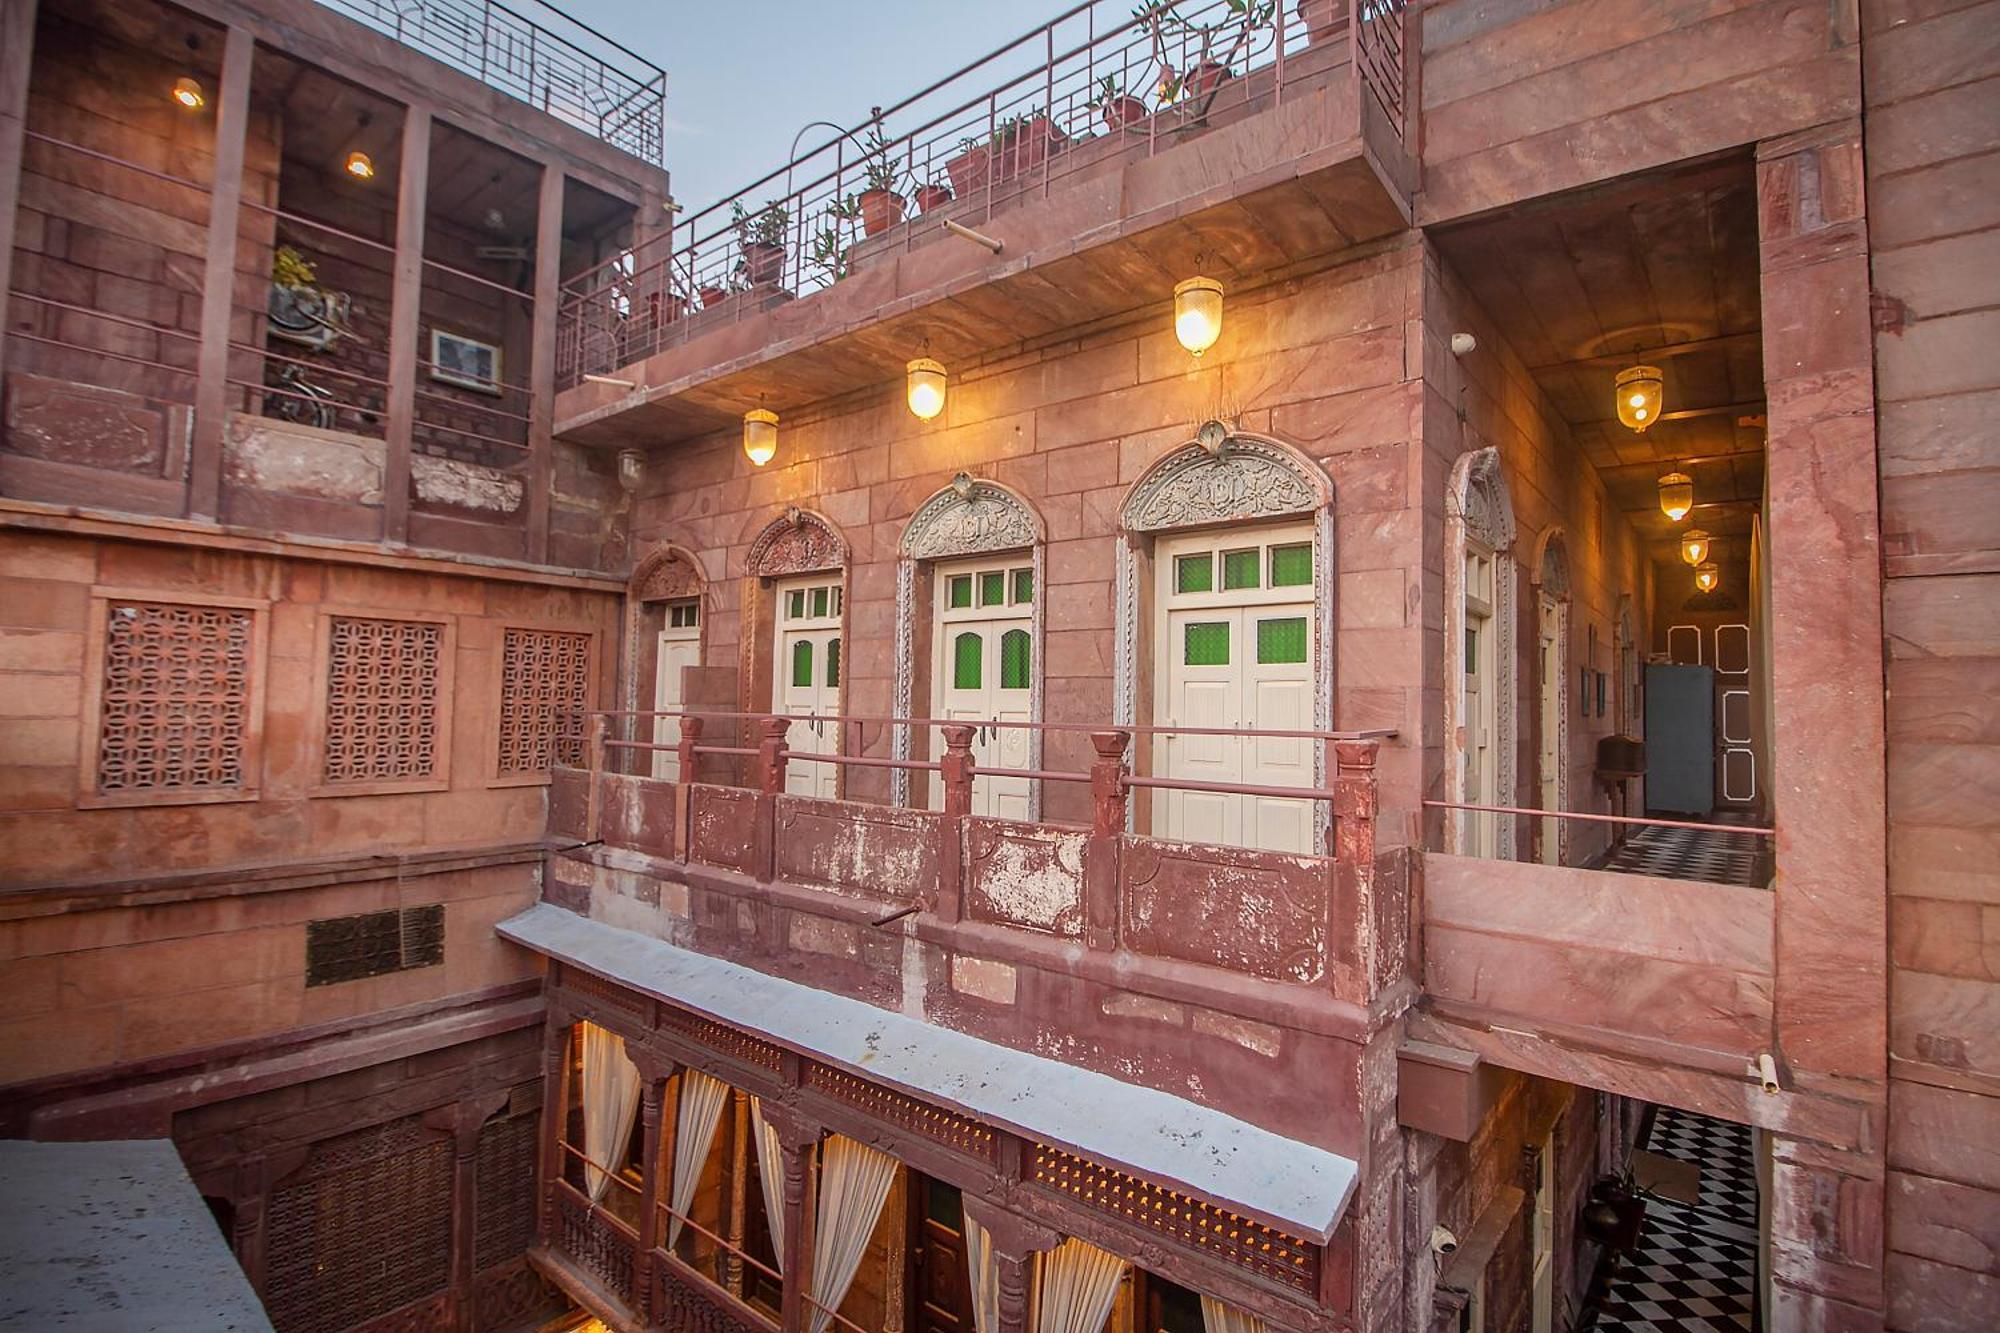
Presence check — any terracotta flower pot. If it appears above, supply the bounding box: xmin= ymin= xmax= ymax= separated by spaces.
xmin=740 ymin=241 xmax=785 ymax=286
xmin=1186 ymin=61 xmax=1233 ymax=99
xmin=914 ymin=183 xmax=954 ymax=213
xmin=698 ymin=284 xmax=726 ymax=309
xmin=944 ymin=144 xmax=990 ymax=197
xmin=1294 ymin=0 xmax=1349 ymax=46
xmin=1098 ymin=95 xmax=1148 ymax=132
xmin=858 ymin=188 xmax=906 ymax=237
xmin=992 ymin=114 xmax=1067 ymax=184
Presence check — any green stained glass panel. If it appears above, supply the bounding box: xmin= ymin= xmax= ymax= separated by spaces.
xmin=1000 ymin=629 xmax=1031 ymax=689
xmin=1175 ymin=554 xmax=1212 ymax=594
xmin=980 ymin=571 xmax=1005 ymax=607
xmin=788 ymin=589 xmax=805 ymax=619
xmin=1222 ymin=549 xmax=1260 ymax=590
xmin=791 ymin=639 xmax=814 ymax=687
xmin=825 ymin=638 xmax=841 ymax=687
xmin=812 ymin=587 xmax=829 ymax=618
xmin=953 ymin=632 xmax=983 ymax=690
xmin=1257 ymin=617 xmax=1308 ymax=664
xmin=1184 ymin=622 xmax=1230 ymax=666
xmin=1012 ymin=568 xmax=1033 ymax=604
xmin=1269 ymin=543 xmax=1312 ymax=587
xmin=948 ymin=575 xmax=973 ymax=609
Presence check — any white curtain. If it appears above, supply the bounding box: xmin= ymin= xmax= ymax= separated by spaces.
xmin=1200 ymin=1295 xmax=1266 ymax=1333
xmin=750 ymin=1095 xmax=790 ymax=1268
xmin=807 ymin=1136 xmax=899 ymax=1333
xmin=666 ymin=1069 xmax=731 ymax=1248
xmin=579 ymin=1022 xmax=641 ymax=1203
xmin=963 ymin=1213 xmax=1001 ymax=1333
xmin=1034 ymin=1237 xmax=1127 ymax=1333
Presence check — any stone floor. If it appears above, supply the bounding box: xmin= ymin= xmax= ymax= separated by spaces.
xmin=1581 ymin=1106 xmax=1760 ymax=1332
xmin=1596 ymin=822 xmax=1772 ymax=888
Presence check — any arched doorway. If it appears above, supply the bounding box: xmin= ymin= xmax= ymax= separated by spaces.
xmin=1444 ymin=447 xmax=1519 ymax=859
xmin=1114 ymin=427 xmax=1334 ymax=853
xmin=745 ymin=507 xmax=849 ymax=799
xmin=628 ymin=544 xmax=706 ymax=781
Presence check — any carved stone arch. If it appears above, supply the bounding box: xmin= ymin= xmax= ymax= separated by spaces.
xmin=630 ymin=542 xmax=707 ymax=603
xmin=1443 ymin=446 xmax=1520 ymax=858
xmin=624 ymin=542 xmax=711 ymax=723
xmin=1118 ymin=429 xmax=1330 ymax=533
xmin=746 ymin=505 xmax=848 ymax=579
xmin=1113 ymin=427 xmax=1336 ymax=843
xmin=1531 ymin=526 xmax=1572 ymax=601
xmin=893 ymin=475 xmax=1047 ymax=810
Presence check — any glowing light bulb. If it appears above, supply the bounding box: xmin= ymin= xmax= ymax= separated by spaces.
xmin=1658 ymin=470 xmax=1694 ymax=523
xmin=1695 ymin=562 xmax=1720 ymax=594
xmin=344 ymin=150 xmax=375 ymax=180
xmin=1680 ymin=529 xmax=1711 ymax=566
xmin=1173 ymin=276 xmax=1223 ymax=357
xmin=906 ymin=358 xmax=946 ymax=421
xmin=1615 ymin=364 xmax=1664 ymax=433
xmin=172 ymin=77 xmax=205 ymax=109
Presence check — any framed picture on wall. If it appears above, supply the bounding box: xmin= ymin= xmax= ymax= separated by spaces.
xmin=429 ymin=329 xmax=502 ymax=395
xmin=1581 ymin=666 xmax=1593 ymax=717
xmin=1596 ymin=670 xmax=1608 ymax=717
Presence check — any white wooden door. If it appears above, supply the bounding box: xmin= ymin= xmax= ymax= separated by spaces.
xmin=1462 ymin=545 xmax=1498 ymax=858
xmin=651 ymin=599 xmax=700 ymax=781
xmin=774 ymin=577 xmax=841 ymax=799
xmin=1153 ymin=527 xmax=1315 ymax=853
xmin=1538 ymin=595 xmax=1561 ymax=865
xmin=930 ymin=561 xmax=1034 ymax=818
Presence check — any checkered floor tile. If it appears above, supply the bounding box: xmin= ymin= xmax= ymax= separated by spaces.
xmin=1582 ymin=1108 xmax=1759 ymax=1332
xmin=1598 ymin=824 xmax=1770 ymax=888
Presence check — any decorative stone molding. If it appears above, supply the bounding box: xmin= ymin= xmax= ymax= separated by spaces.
xmin=900 ymin=473 xmax=1044 ymax=560
xmin=630 ymin=543 xmax=705 ymax=603
xmin=1119 ymin=428 xmax=1327 ymax=533
xmin=1114 ymin=428 xmax=1335 ymax=843
xmin=1532 ymin=526 xmax=1571 ymax=600
xmin=746 ymin=506 xmax=847 ymax=579
xmin=1443 ymin=447 xmax=1519 ymax=859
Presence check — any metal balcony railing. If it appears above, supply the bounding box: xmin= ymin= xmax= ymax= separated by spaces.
xmin=555 ymin=0 xmax=1411 ymax=389
xmin=320 ymin=0 xmax=666 ymax=163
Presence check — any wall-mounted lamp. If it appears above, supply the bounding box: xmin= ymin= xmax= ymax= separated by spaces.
xmin=1616 ymin=364 xmax=1664 ymax=431
xmin=1694 ymin=561 xmax=1720 ymax=594
xmin=743 ymin=408 xmax=778 ymax=467
xmin=616 ymin=447 xmax=645 ymax=494
xmin=1173 ymin=276 xmax=1224 ymax=357
xmin=1658 ymin=470 xmax=1694 ymax=523
xmin=906 ymin=358 xmax=947 ymax=421
xmin=172 ymin=76 xmax=205 ymax=110
xmin=1679 ymin=528 xmax=1711 ymax=566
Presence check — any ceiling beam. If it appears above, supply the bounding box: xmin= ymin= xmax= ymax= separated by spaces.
xmin=1527 ymin=330 xmax=1762 ymax=374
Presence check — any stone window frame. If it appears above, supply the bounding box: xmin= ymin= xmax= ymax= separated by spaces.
xmin=487 ymin=618 xmax=602 ymax=789
xmin=740 ymin=507 xmax=850 ymax=795
xmin=307 ymin=606 xmax=458 ymax=798
xmin=1110 ymin=427 xmax=1336 ymax=841
xmin=1442 ymin=446 xmax=1520 ymax=859
xmin=622 ymin=543 xmax=709 ymax=721
xmin=889 ymin=475 xmax=1047 ymax=813
xmin=76 ymin=587 xmax=271 ymax=809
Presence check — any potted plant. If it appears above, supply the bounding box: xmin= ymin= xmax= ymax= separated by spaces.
xmin=807 ymin=196 xmax=860 ymax=286
xmin=945 ymin=134 xmax=991 ymax=197
xmin=1295 ymin=0 xmax=1348 ymax=46
xmin=1087 ymin=75 xmax=1149 ymax=132
xmin=990 ymin=109 xmax=1068 ymax=185
xmin=698 ymin=281 xmax=727 ymax=308
xmin=914 ymin=178 xmax=954 ymax=213
xmin=1136 ymin=0 xmax=1270 ymax=107
xmin=731 ymin=200 xmax=789 ymax=286
xmin=855 ymin=127 xmax=907 ymax=237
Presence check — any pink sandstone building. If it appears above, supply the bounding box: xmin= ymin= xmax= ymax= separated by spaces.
xmin=0 ymin=0 xmax=1991 ymax=1330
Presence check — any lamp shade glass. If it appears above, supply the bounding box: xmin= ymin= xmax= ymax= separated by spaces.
xmin=1173 ymin=276 xmax=1224 ymax=356
xmin=344 ymin=150 xmax=375 ymax=180
xmin=1658 ymin=471 xmax=1695 ymax=522
xmin=906 ymin=358 xmax=947 ymax=421
xmin=1615 ymin=364 xmax=1665 ymax=432
xmin=173 ymin=77 xmax=205 ymax=109
xmin=742 ymin=409 xmax=779 ymax=467
xmin=1679 ymin=529 xmax=1711 ymax=566
xmin=1694 ymin=561 xmax=1720 ymax=594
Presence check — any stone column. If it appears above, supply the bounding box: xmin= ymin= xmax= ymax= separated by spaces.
xmin=961 ymin=1200 xmax=1059 ymax=1333
xmin=631 ymin=1057 xmax=673 ymax=1323
xmin=0 ymin=0 xmax=39 ymax=379
xmin=1756 ymin=118 xmax=1888 ymax=1332
xmin=186 ymin=23 xmax=252 ymax=521
xmin=757 ymin=1103 xmax=822 ymax=1333
xmin=380 ymin=104 xmax=432 ymax=544
xmin=524 ymin=161 xmax=563 ymax=563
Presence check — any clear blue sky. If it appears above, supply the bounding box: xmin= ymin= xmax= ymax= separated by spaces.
xmin=560 ymin=1 xmax=1068 ymax=218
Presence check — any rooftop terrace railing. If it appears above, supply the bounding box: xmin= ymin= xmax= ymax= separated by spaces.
xmin=555 ymin=0 xmax=1411 ymax=389
xmin=321 ymin=0 xmax=666 ymax=163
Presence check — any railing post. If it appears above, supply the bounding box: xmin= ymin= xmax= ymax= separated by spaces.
xmin=757 ymin=715 xmax=791 ymax=796
xmin=633 ymin=1060 xmax=669 ymax=1323
xmin=1085 ymin=730 xmax=1130 ymax=952
xmin=1333 ymin=738 xmax=1379 ymax=867
xmin=1331 ymin=738 xmax=1381 ymax=1001
xmin=940 ymin=724 xmax=977 ymax=818
xmin=676 ymin=713 xmax=704 ymax=783
xmin=1089 ymin=730 xmax=1130 ymax=837
xmin=584 ymin=714 xmax=607 ymax=842
xmin=536 ymin=1018 xmax=569 ymax=1247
